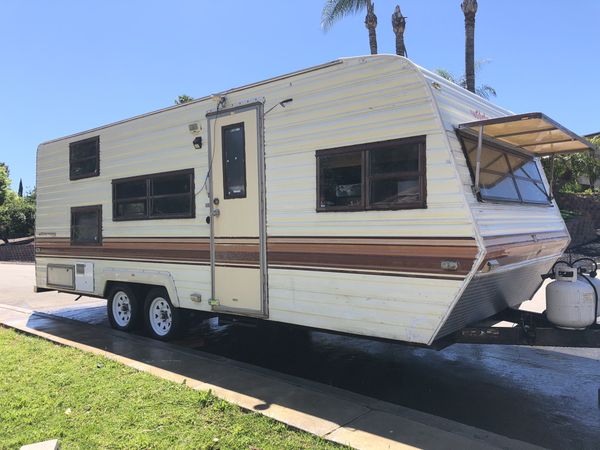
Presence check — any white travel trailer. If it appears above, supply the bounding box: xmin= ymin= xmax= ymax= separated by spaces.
xmin=35 ymin=55 xmax=595 ymax=346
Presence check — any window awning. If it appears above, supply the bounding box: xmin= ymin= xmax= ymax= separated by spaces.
xmin=458 ymin=112 xmax=594 ymax=156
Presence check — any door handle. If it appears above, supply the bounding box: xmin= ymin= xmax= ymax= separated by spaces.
xmin=205 ymin=208 xmax=220 ymax=224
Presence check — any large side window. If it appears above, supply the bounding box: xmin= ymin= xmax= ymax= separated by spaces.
xmin=459 ymin=132 xmax=550 ymax=205
xmin=316 ymin=137 xmax=426 ymax=212
xmin=113 ymin=169 xmax=195 ymax=220
xmin=221 ymin=123 xmax=247 ymax=199
xmin=71 ymin=205 xmax=102 ymax=245
xmin=70 ymin=136 xmax=99 ymax=180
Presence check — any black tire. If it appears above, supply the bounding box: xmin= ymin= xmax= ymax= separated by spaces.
xmin=144 ymin=287 xmax=185 ymax=341
xmin=107 ymin=284 xmax=142 ymax=332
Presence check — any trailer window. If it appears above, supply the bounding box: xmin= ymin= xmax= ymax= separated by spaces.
xmin=459 ymin=132 xmax=550 ymax=205
xmin=71 ymin=205 xmax=102 ymax=245
xmin=368 ymin=144 xmax=423 ymax=208
xmin=69 ymin=136 xmax=99 ymax=180
xmin=221 ymin=123 xmax=247 ymax=199
xmin=112 ymin=169 xmax=195 ymax=220
xmin=318 ymin=151 xmax=362 ymax=210
xmin=316 ymin=136 xmax=426 ymax=212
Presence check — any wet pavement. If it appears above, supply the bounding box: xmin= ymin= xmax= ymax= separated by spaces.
xmin=39 ymin=303 xmax=600 ymax=449
xmin=3 ymin=263 xmax=600 ymax=449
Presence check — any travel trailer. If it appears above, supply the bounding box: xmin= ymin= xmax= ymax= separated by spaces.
xmin=35 ymin=55 xmax=597 ymax=347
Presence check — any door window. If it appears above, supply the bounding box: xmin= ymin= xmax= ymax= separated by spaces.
xmin=221 ymin=123 xmax=247 ymax=199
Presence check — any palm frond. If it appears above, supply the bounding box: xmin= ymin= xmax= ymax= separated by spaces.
xmin=434 ymin=69 xmax=457 ymax=83
xmin=437 ymin=60 xmax=498 ymax=99
xmin=473 ymin=58 xmax=492 ymax=72
xmin=476 ymin=84 xmax=497 ymax=99
xmin=321 ymin=0 xmax=370 ymax=31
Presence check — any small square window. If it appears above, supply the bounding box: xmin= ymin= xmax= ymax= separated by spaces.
xmin=71 ymin=205 xmax=102 ymax=245
xmin=69 ymin=136 xmax=100 ymax=180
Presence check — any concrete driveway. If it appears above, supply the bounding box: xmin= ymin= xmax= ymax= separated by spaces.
xmin=0 ymin=263 xmax=102 ymax=312
xmin=2 ymin=262 xmax=600 ymax=449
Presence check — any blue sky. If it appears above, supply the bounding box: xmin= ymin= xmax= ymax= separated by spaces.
xmin=1 ymin=0 xmax=598 ymax=192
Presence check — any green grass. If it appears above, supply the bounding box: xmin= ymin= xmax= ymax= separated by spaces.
xmin=0 ymin=328 xmax=342 ymax=450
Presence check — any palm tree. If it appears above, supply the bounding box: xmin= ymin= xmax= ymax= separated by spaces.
xmin=435 ymin=61 xmax=497 ymax=99
xmin=174 ymin=95 xmax=194 ymax=105
xmin=391 ymin=5 xmax=407 ymax=57
xmin=461 ymin=0 xmax=478 ymax=93
xmin=322 ymin=0 xmax=378 ymax=55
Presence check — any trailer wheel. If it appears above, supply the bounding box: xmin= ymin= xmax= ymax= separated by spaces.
xmin=107 ymin=285 xmax=141 ymax=332
xmin=144 ymin=287 xmax=184 ymax=341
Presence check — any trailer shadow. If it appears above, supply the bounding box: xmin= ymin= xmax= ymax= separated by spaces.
xmin=26 ymin=305 xmax=600 ymax=450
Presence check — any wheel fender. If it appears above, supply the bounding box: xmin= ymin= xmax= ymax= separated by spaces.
xmin=102 ymin=268 xmax=181 ymax=307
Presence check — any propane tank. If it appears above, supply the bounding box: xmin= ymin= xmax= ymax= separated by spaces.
xmin=546 ymin=268 xmax=597 ymax=330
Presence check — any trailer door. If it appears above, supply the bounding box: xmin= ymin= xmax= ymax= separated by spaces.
xmin=206 ymin=103 xmax=267 ymax=317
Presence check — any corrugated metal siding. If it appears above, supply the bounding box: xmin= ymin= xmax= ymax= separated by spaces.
xmin=36 ymin=105 xmax=212 ymax=239
xmin=36 ymin=55 xmax=479 ymax=344
xmin=263 ymin=57 xmax=473 ymax=237
xmin=422 ymin=69 xmax=567 ymax=239
xmin=435 ymin=258 xmax=554 ymax=339
xmin=254 ymin=57 xmax=477 ymax=343
xmin=269 ymin=268 xmax=463 ymax=344
xmin=422 ymin=69 xmax=568 ymax=342
xmin=36 ymin=258 xmax=212 ymax=311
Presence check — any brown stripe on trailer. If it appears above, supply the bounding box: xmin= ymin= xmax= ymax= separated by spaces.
xmin=268 ymin=237 xmax=479 ymax=276
xmin=479 ymin=231 xmax=570 ymax=270
xmin=215 ymin=240 xmax=260 ymax=265
xmin=36 ymin=235 xmax=479 ymax=276
xmin=36 ymin=234 xmax=568 ymax=276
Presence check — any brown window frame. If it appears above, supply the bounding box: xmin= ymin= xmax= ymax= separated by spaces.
xmin=112 ymin=169 xmax=196 ymax=221
xmin=316 ymin=136 xmax=427 ymax=212
xmin=70 ymin=205 xmax=102 ymax=246
xmin=69 ymin=136 xmax=100 ymax=180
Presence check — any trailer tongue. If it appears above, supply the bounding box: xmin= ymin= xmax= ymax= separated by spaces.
xmin=453 ymin=311 xmax=600 ymax=348
xmin=450 ymin=258 xmax=600 ymax=349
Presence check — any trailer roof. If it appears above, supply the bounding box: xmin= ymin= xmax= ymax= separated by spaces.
xmin=458 ymin=112 xmax=594 ymax=156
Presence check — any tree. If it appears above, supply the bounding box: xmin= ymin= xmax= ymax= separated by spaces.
xmin=0 ymin=195 xmax=35 ymax=243
xmin=174 ymin=95 xmax=194 ymax=105
xmin=391 ymin=5 xmax=407 ymax=57
xmin=567 ymin=137 xmax=600 ymax=190
xmin=0 ymin=163 xmax=10 ymax=205
xmin=570 ymin=150 xmax=600 ymax=189
xmin=17 ymin=179 xmax=23 ymax=197
xmin=26 ymin=187 xmax=36 ymax=203
xmin=435 ymin=61 xmax=497 ymax=99
xmin=541 ymin=137 xmax=600 ymax=193
xmin=322 ymin=0 xmax=378 ymax=55
xmin=0 ymin=163 xmax=35 ymax=243
xmin=461 ymin=0 xmax=478 ymax=93
xmin=541 ymin=156 xmax=571 ymax=193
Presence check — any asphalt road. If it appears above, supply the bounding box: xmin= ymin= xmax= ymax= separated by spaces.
xmin=2 ymin=262 xmax=600 ymax=449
